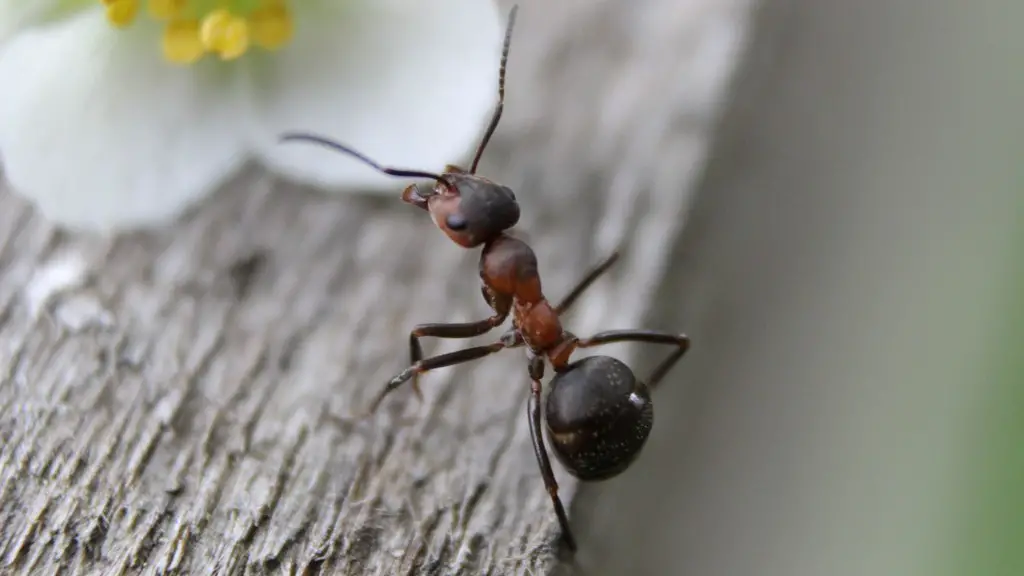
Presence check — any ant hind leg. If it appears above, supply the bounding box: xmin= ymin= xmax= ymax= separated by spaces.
xmin=526 ymin=356 xmax=578 ymax=551
xmin=575 ymin=329 xmax=691 ymax=389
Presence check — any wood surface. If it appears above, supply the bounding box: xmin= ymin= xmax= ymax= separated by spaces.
xmin=0 ymin=0 xmax=753 ymax=573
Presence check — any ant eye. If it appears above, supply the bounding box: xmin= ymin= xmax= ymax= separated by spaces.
xmin=446 ymin=213 xmax=468 ymax=231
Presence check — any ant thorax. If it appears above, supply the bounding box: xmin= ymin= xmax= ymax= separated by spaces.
xmin=479 ymin=235 xmax=564 ymax=352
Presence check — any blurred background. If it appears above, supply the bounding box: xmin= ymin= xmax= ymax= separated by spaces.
xmin=566 ymin=0 xmax=1023 ymax=575
xmin=0 ymin=0 xmax=1020 ymax=574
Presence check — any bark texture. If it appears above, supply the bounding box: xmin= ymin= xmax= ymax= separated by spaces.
xmin=0 ymin=0 xmax=753 ymax=573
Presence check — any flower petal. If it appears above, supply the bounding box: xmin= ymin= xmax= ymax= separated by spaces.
xmin=0 ymin=10 xmax=248 ymax=232
xmin=245 ymin=0 xmax=503 ymax=191
xmin=0 ymin=0 xmax=60 ymax=44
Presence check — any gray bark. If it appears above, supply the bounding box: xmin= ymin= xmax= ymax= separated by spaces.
xmin=0 ymin=0 xmax=754 ymax=573
xmin=566 ymin=0 xmax=1023 ymax=575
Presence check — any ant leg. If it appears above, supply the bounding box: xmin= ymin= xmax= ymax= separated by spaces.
xmin=576 ymin=330 xmax=691 ymax=389
xmin=367 ymin=341 xmax=507 ymax=415
xmin=554 ymin=251 xmax=621 ymax=315
xmin=408 ymin=313 xmax=507 ymax=400
xmin=526 ymin=355 xmax=578 ymax=551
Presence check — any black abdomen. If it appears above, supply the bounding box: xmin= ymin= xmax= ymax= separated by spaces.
xmin=544 ymin=355 xmax=653 ymax=481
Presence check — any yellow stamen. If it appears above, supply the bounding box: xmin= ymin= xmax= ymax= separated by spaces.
xmin=100 ymin=0 xmax=295 ymax=63
xmin=200 ymin=8 xmax=250 ymax=61
xmin=162 ymin=19 xmax=205 ymax=64
xmin=102 ymin=0 xmax=139 ymax=28
xmin=249 ymin=1 xmax=294 ymax=50
xmin=147 ymin=0 xmax=186 ymax=20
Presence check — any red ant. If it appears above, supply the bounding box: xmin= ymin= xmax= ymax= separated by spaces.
xmin=280 ymin=4 xmax=690 ymax=552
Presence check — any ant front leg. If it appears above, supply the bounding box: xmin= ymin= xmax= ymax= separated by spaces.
xmin=367 ymin=340 xmax=508 ymax=415
xmin=407 ymin=288 xmax=510 ymax=400
xmin=526 ymin=355 xmax=577 ymax=551
xmin=576 ymin=330 xmax=691 ymax=389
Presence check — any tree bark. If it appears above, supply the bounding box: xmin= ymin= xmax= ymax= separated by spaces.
xmin=0 ymin=0 xmax=754 ymax=573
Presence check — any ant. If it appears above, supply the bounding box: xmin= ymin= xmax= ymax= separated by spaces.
xmin=280 ymin=4 xmax=690 ymax=553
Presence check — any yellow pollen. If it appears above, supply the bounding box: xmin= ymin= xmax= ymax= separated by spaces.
xmin=101 ymin=0 xmax=294 ymax=63
xmin=102 ymin=0 xmax=139 ymax=28
xmin=200 ymin=8 xmax=249 ymax=61
xmin=147 ymin=0 xmax=186 ymax=20
xmin=249 ymin=1 xmax=294 ymax=50
xmin=162 ymin=19 xmax=205 ymax=64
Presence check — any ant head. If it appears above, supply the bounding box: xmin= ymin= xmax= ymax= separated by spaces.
xmin=401 ymin=170 xmax=520 ymax=248
xmin=274 ymin=130 xmax=524 ymax=248
xmin=274 ymin=130 xmax=522 ymax=247
xmin=544 ymin=355 xmax=653 ymax=481
xmin=278 ymin=5 xmax=524 ymax=245
xmin=279 ymin=5 xmax=522 ymax=247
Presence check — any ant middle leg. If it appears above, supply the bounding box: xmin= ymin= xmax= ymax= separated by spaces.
xmin=576 ymin=330 xmax=691 ymax=389
xmin=408 ymin=311 xmax=507 ymax=400
xmin=526 ymin=355 xmax=577 ymax=551
xmin=368 ymin=341 xmax=507 ymax=415
xmin=554 ymin=251 xmax=621 ymax=315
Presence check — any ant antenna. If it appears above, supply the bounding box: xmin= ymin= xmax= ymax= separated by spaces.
xmin=278 ymin=132 xmax=450 ymax=191
xmin=279 ymin=5 xmax=518 ymax=184
xmin=468 ymin=4 xmax=518 ymax=174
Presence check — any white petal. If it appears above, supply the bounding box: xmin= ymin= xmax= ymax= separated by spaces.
xmin=245 ymin=0 xmax=504 ymax=191
xmin=0 ymin=0 xmax=59 ymax=44
xmin=0 ymin=11 xmax=248 ymax=232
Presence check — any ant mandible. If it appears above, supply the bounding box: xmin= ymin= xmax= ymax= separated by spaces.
xmin=280 ymin=4 xmax=690 ymax=553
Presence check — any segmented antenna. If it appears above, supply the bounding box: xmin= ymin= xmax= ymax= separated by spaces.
xmin=469 ymin=4 xmax=519 ymax=174
xmin=278 ymin=132 xmax=449 ymax=190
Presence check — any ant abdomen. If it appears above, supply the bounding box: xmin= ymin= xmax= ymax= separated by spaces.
xmin=544 ymin=355 xmax=653 ymax=481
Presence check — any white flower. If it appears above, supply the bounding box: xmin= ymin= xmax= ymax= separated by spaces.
xmin=0 ymin=0 xmax=503 ymax=232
